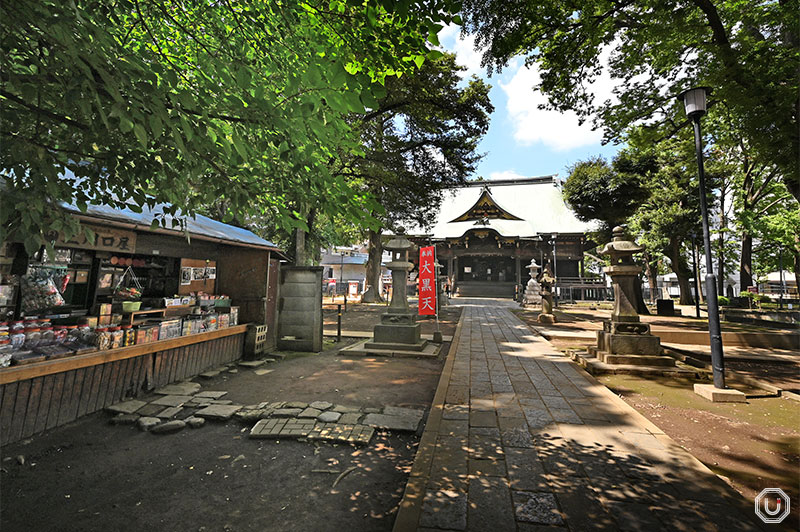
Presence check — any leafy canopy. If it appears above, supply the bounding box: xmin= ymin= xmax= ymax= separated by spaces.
xmin=1 ymin=0 xmax=462 ymax=252
xmin=461 ymin=0 xmax=799 ymax=200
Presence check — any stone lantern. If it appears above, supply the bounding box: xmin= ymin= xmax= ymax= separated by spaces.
xmin=363 ymin=230 xmax=427 ymax=351
xmin=590 ymin=226 xmax=667 ymax=365
xmin=538 ymin=261 xmax=557 ymax=324
xmin=522 ymin=258 xmax=542 ymax=307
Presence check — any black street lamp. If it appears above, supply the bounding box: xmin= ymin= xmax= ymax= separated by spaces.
xmin=549 ymin=234 xmax=558 ymax=306
xmin=678 ymin=87 xmax=726 ymax=389
xmin=690 ymin=232 xmax=701 ymax=319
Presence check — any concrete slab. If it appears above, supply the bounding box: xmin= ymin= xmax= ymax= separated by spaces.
xmin=106 ymin=400 xmax=148 ymax=415
xmin=154 ymin=383 xmax=201 ymax=396
xmin=194 ymin=404 xmax=242 ymax=420
xmin=338 ymin=339 xmax=442 ymax=358
xmin=693 ymin=383 xmax=748 ymax=403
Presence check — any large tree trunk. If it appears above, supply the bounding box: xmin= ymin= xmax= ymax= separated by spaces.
xmin=740 ymin=231 xmax=753 ymax=290
xmin=293 ymin=227 xmax=307 ymax=266
xmin=667 ymin=238 xmax=694 ymax=305
xmin=361 ymin=228 xmax=384 ymax=303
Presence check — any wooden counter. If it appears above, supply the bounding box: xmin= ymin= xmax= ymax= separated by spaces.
xmin=0 ymin=325 xmax=248 ymax=446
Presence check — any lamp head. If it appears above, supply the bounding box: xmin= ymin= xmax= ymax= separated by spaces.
xmin=677 ymin=87 xmax=711 ymax=118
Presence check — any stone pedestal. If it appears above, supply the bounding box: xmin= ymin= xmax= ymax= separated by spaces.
xmin=363 ymin=232 xmax=427 ymax=352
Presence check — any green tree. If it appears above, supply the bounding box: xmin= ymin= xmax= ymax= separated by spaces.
xmin=1 ymin=0 xmax=461 ymax=252
xmin=461 ymin=0 xmax=800 ymax=201
xmin=343 ymin=53 xmax=493 ymax=302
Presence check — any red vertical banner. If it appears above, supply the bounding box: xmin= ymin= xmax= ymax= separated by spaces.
xmin=418 ymin=245 xmax=436 ymax=315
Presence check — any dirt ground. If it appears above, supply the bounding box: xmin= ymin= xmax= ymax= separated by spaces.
xmin=599 ymin=374 xmax=800 ymax=531
xmin=1 ymin=329 xmax=455 ymax=532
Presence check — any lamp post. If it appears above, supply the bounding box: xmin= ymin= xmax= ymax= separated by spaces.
xmin=678 ymin=87 xmax=725 ymax=389
xmin=779 ymin=245 xmax=785 ymax=310
xmin=690 ymin=232 xmax=701 ymax=319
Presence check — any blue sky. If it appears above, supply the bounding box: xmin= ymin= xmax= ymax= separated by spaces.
xmin=438 ymin=26 xmax=622 ymax=181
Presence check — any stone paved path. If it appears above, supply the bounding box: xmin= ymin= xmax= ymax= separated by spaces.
xmin=395 ymin=298 xmax=767 ymax=532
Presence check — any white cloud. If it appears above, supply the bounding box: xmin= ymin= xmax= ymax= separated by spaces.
xmin=438 ymin=24 xmax=486 ymax=79
xmin=487 ymin=170 xmax=526 ymax=181
xmin=500 ymin=47 xmax=618 ymax=151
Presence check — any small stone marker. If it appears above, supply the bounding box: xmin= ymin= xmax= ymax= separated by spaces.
xmin=254 ymin=369 xmax=273 ymax=376
xmin=150 ymin=395 xmax=193 ymax=407
xmin=150 ymin=420 xmax=187 ymax=434
xmin=195 ymin=391 xmax=228 ymax=399
xmin=238 ymin=360 xmax=265 ymax=368
xmin=363 ymin=413 xmax=420 ymax=432
xmin=317 ymin=411 xmax=342 ymax=423
xmin=186 ymin=417 xmax=205 ymax=428
xmin=154 ymin=382 xmax=201 ymax=396
xmin=195 ymin=404 xmax=242 ymax=420
xmin=106 ymin=400 xmax=148 ymax=415
xmin=272 ymin=408 xmax=303 ymax=418
xmin=137 ymin=417 xmax=161 ymax=431
xmin=298 ymin=407 xmax=322 ymax=419
xmin=110 ymin=413 xmax=139 ymax=425
xmin=309 ymin=401 xmax=333 ymax=410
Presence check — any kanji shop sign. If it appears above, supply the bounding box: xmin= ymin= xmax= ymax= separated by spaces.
xmin=52 ymin=224 xmax=137 ymax=253
xmin=418 ymin=245 xmax=436 ymax=316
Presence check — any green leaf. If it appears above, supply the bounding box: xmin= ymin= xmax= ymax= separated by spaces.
xmin=133 ymin=124 xmax=148 ymax=147
xmin=120 ymin=117 xmax=134 ymax=133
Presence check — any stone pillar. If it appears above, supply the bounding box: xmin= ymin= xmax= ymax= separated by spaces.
xmin=537 ymin=262 xmax=557 ymax=324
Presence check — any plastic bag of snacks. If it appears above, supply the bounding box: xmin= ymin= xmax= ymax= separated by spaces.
xmin=21 ymin=272 xmax=65 ymax=312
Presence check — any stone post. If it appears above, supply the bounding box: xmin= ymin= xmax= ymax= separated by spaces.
xmin=538 ymin=261 xmax=557 ymax=324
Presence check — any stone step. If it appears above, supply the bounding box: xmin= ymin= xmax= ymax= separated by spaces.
xmin=596 ymin=351 xmax=676 ymax=367
xmin=572 ymin=351 xmax=695 ymax=377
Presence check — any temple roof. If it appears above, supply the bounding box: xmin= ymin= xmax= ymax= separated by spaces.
xmin=410 ymin=176 xmax=594 ymax=239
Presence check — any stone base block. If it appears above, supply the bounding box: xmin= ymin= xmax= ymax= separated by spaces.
xmin=596 ymin=351 xmax=675 ymax=367
xmin=693 ymin=383 xmax=747 ymax=403
xmin=596 ymin=330 xmax=661 ymax=356
xmin=364 ymin=339 xmax=429 ymax=352
xmin=537 ymin=313 xmax=556 ymax=324
xmin=373 ymin=322 xmax=422 ymax=346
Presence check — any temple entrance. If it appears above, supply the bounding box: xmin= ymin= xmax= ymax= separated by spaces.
xmin=457 ymin=256 xmax=515 ymax=282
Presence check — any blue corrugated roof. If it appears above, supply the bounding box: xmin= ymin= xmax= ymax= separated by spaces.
xmin=62 ymin=201 xmax=280 ymax=250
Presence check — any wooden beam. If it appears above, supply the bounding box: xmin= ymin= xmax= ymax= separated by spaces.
xmin=0 ymin=325 xmax=247 ymax=385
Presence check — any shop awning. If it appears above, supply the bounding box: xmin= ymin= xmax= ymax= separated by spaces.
xmin=61 ymin=201 xmax=283 ymax=254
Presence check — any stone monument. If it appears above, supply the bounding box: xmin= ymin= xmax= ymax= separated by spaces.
xmin=537 ymin=261 xmax=557 ymax=324
xmin=362 ymin=231 xmax=428 ymax=352
xmin=589 ymin=226 xmax=672 ymax=366
xmin=521 ymin=258 xmax=542 ymax=307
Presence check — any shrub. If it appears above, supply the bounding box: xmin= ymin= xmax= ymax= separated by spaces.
xmin=717 ymin=296 xmax=730 ymax=306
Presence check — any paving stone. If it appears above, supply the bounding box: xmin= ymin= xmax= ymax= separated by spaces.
xmin=150 ymin=395 xmax=193 ymax=407
xmin=439 ymin=419 xmax=469 ymax=438
xmin=383 ymin=405 xmax=425 ymax=423
xmin=442 ymin=404 xmax=469 ymax=420
xmin=254 ymin=369 xmax=274 ymax=376
xmin=363 ymin=407 xmax=381 ymax=414
xmin=331 ymin=405 xmax=361 ymax=413
xmin=199 ymin=370 xmax=221 ymax=379
xmin=250 ymin=418 xmax=288 ymax=439
xmin=137 ymin=402 xmax=172 ymax=416
xmin=234 ymin=409 xmax=270 ymax=422
xmin=137 ymin=417 xmax=161 ymax=431
xmin=363 ymin=413 xmax=419 ymax=432
xmin=468 ymin=458 xmax=507 ymax=477
xmin=468 ymin=477 xmax=515 ymax=531
xmin=469 ymin=427 xmax=503 ymax=459
xmin=284 ymin=401 xmax=308 ymax=409
xmin=501 ymin=426 xmax=535 ymax=448
xmin=194 ymin=404 xmax=242 ymax=420
xmin=505 ymin=447 xmax=549 ymax=491
xmin=106 ymin=399 xmax=148 ymax=415
xmin=512 ymin=491 xmax=563 ymax=525
xmin=156 ymin=406 xmax=183 ymax=419
xmin=186 ymin=416 xmax=205 ymax=428
xmin=338 ymin=413 xmax=362 ymax=424
xmin=469 ymin=410 xmax=497 ymax=428
xmin=266 ymin=401 xmax=285 ymax=409
xmin=272 ymin=408 xmax=303 ymax=418
xmin=238 ymin=360 xmax=265 ymax=368
xmin=317 ymin=411 xmax=341 ymax=423
xmin=419 ymin=489 xmax=467 ymax=530
xmin=150 ymin=420 xmax=187 ymax=434
xmin=195 ymin=391 xmax=228 ymax=399
xmin=227 ymin=368 xmax=238 ymax=374
xmin=278 ymin=418 xmax=317 ymax=438
xmin=110 ymin=413 xmax=140 ymax=425
xmin=298 ymin=407 xmax=322 ymax=419
xmin=183 ymin=396 xmax=213 ymax=407
xmin=309 ymin=401 xmax=333 ymax=410
xmin=154 ymin=383 xmax=201 ymax=396
xmin=211 ymin=399 xmax=234 ymax=405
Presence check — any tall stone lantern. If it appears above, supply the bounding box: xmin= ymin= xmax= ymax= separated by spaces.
xmin=592 ymin=226 xmax=665 ymax=364
xmin=364 ymin=230 xmax=427 ymax=351
xmin=522 ymin=258 xmax=542 ymax=307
